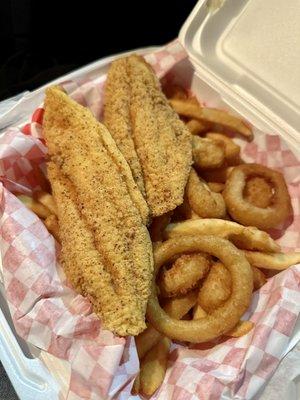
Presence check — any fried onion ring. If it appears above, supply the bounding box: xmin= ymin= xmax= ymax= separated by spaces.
xmin=176 ymin=195 xmax=201 ymax=220
xmin=158 ymin=253 xmax=210 ymax=297
xmin=146 ymin=236 xmax=253 ymax=343
xmin=193 ymin=304 xmax=207 ymax=319
xmin=186 ymin=169 xmax=226 ymax=219
xmin=244 ymin=176 xmax=273 ymax=208
xmin=192 ymin=137 xmax=225 ymax=169
xmin=198 ymin=262 xmax=231 ymax=313
xmin=206 ymin=132 xmax=241 ymax=165
xmin=136 ymin=290 xmax=198 ymax=358
xmin=199 ymin=166 xmax=234 ymax=183
xmin=207 ymin=182 xmax=225 ymax=193
xmin=165 ymin=219 xmax=280 ymax=252
xmin=223 ymin=164 xmax=292 ymax=229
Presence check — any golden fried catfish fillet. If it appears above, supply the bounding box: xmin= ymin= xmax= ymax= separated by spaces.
xmin=104 ymin=55 xmax=192 ymax=217
xmin=43 ymin=86 xmax=153 ymax=336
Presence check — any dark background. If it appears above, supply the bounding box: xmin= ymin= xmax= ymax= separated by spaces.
xmin=0 ymin=0 xmax=197 ymax=102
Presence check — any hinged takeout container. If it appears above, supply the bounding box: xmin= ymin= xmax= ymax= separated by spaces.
xmin=179 ymin=0 xmax=300 ymax=155
xmin=0 ymin=1 xmax=300 ymax=399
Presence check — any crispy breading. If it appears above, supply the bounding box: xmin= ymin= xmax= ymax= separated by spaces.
xmin=104 ymin=55 xmax=192 ymax=217
xmin=104 ymin=58 xmax=146 ymax=196
xmin=43 ymin=86 xmax=153 ymax=336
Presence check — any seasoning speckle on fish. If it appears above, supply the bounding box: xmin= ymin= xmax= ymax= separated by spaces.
xmin=104 ymin=55 xmax=192 ymax=217
xmin=43 ymin=86 xmax=153 ymax=336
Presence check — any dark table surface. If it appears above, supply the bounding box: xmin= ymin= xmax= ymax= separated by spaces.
xmin=0 ymin=363 xmax=18 ymax=399
xmin=0 ymin=0 xmax=197 ymax=101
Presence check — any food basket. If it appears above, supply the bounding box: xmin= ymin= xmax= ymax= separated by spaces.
xmin=0 ymin=1 xmax=300 ymax=399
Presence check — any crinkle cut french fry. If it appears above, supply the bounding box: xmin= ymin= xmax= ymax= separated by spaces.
xmin=17 ymin=195 xmax=52 ymax=219
xmin=139 ymin=337 xmax=171 ymax=397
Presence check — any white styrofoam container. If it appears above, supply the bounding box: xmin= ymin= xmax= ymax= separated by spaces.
xmin=179 ymin=0 xmax=300 ymax=156
xmin=1 ymin=1 xmax=300 ymax=398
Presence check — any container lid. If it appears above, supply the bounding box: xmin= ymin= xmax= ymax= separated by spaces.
xmin=179 ymin=0 xmax=300 ymax=149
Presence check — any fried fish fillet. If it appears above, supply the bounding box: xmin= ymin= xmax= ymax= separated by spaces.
xmin=43 ymin=86 xmax=153 ymax=336
xmin=104 ymin=54 xmax=192 ymax=217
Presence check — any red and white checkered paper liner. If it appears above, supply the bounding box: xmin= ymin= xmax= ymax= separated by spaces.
xmin=0 ymin=41 xmax=300 ymax=400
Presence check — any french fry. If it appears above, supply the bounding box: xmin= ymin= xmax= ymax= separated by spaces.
xmin=165 ymin=218 xmax=280 ymax=253
xmin=33 ymin=191 xmax=58 ymax=216
xmin=243 ymin=251 xmax=300 ymax=270
xmin=186 ymin=119 xmax=211 ymax=135
xmin=18 ymin=195 xmax=52 ymax=219
xmin=44 ymin=214 xmax=60 ymax=242
xmin=226 ymin=320 xmax=254 ymax=337
xmin=164 ymin=84 xmax=188 ymax=100
xmin=170 ymin=98 xmax=253 ymax=140
xmin=132 ymin=373 xmax=140 ymax=395
xmin=135 ymin=325 xmax=162 ymax=360
xmin=139 ymin=337 xmax=171 ymax=396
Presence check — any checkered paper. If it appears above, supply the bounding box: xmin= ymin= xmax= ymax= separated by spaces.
xmin=0 ymin=40 xmax=300 ymax=400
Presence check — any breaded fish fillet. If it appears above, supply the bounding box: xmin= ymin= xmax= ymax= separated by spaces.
xmin=43 ymin=86 xmax=153 ymax=336
xmin=104 ymin=55 xmax=192 ymax=217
